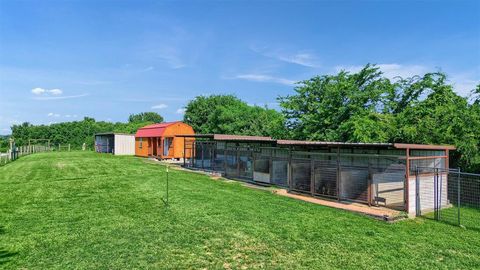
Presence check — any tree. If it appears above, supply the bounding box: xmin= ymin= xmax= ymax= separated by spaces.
xmin=279 ymin=65 xmax=480 ymax=172
xmin=128 ymin=112 xmax=164 ymax=123
xmin=279 ymin=64 xmax=394 ymax=141
xmin=10 ymin=116 xmax=155 ymax=150
xmin=183 ymin=95 xmax=244 ymax=134
xmin=184 ymin=94 xmax=286 ymax=138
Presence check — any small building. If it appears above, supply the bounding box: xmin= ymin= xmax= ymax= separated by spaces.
xmin=94 ymin=133 xmax=135 ymax=155
xmin=177 ymin=134 xmax=455 ymax=217
xmin=135 ymin=122 xmax=194 ymax=159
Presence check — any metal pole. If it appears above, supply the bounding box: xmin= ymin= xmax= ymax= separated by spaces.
xmin=415 ymin=166 xmax=420 ymax=216
xmin=166 ymin=165 xmax=169 ymax=206
xmin=434 ymin=168 xmax=438 ymax=221
xmin=336 ymin=147 xmax=341 ymax=201
xmin=438 ymin=168 xmax=443 ymax=220
xmin=457 ymin=168 xmax=461 ymax=226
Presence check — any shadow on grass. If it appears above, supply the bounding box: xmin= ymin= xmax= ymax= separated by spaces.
xmin=0 ymin=226 xmax=18 ymax=265
xmin=419 ymin=215 xmax=480 ymax=233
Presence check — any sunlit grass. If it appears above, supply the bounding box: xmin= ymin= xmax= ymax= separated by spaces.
xmin=0 ymin=152 xmax=479 ymax=269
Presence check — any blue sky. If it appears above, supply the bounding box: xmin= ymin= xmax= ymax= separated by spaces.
xmin=0 ymin=0 xmax=479 ymax=135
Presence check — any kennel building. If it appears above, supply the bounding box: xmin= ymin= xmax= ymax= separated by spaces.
xmin=177 ymin=134 xmax=455 ymax=216
xmin=94 ymin=133 xmax=135 ymax=155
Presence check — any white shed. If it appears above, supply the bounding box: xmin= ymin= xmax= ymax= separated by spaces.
xmin=94 ymin=133 xmax=135 ymax=155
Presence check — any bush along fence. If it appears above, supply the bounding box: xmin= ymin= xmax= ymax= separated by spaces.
xmin=414 ymin=166 xmax=479 ymax=230
xmin=0 ymin=139 xmax=73 ymax=166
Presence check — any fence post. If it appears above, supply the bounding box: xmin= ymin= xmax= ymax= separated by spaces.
xmin=415 ymin=166 xmax=420 ymax=216
xmin=434 ymin=168 xmax=439 ymax=221
xmin=336 ymin=147 xmax=341 ymax=201
xmin=457 ymin=168 xmax=461 ymax=226
xmin=368 ymin=162 xmax=372 ymax=207
xmin=310 ymin=157 xmax=315 ymax=196
xmin=68 ymin=144 xmax=71 ymax=152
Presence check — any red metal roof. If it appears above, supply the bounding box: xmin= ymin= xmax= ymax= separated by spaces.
xmin=135 ymin=122 xmax=181 ymax=138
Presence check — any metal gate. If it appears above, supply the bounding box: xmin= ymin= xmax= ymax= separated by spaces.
xmin=415 ymin=167 xmax=480 ymax=230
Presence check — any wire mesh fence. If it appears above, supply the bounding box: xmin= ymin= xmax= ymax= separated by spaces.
xmin=183 ymin=140 xmax=480 ymax=227
xmin=414 ymin=167 xmax=480 ymax=230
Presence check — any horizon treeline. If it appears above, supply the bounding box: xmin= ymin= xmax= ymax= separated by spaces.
xmin=7 ymin=64 xmax=480 ymax=172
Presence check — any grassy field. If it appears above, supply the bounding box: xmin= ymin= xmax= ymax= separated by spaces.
xmin=0 ymin=152 xmax=479 ymax=269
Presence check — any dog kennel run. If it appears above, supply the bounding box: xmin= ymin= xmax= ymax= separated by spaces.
xmin=177 ymin=134 xmax=455 ymax=216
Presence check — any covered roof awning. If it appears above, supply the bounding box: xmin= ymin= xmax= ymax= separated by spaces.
xmin=393 ymin=143 xmax=456 ymax=150
xmin=277 ymin=140 xmax=394 ymax=148
xmin=175 ymin=134 xmax=456 ymax=150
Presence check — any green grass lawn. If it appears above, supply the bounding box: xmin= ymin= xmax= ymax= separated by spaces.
xmin=1 ymin=152 xmax=479 ymax=269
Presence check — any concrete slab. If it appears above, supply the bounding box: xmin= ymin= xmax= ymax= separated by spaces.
xmin=275 ymin=189 xmax=405 ymax=221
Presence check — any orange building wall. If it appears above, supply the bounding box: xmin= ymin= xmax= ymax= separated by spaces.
xmin=162 ymin=122 xmax=195 ymax=159
xmin=135 ymin=138 xmax=149 ymax=157
xmin=134 ymin=122 xmax=194 ymax=159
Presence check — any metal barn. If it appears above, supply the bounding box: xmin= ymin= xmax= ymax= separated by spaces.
xmin=94 ymin=133 xmax=135 ymax=155
xmin=177 ymin=134 xmax=455 ymax=217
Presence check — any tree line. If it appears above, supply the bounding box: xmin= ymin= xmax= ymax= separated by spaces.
xmin=10 ymin=113 xmax=163 ymax=150
xmin=8 ymin=64 xmax=480 ymax=172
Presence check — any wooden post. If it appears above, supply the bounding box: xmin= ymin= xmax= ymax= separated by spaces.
xmin=68 ymin=144 xmax=71 ymax=152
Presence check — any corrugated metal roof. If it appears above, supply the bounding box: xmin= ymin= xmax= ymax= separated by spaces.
xmin=135 ymin=121 xmax=181 ymax=138
xmin=173 ymin=133 xmax=456 ymax=150
xmin=393 ymin=143 xmax=456 ymax=150
xmin=276 ymin=140 xmax=394 ymax=147
xmin=213 ymin=134 xmax=274 ymax=141
xmin=95 ymin=132 xmax=134 ymax=136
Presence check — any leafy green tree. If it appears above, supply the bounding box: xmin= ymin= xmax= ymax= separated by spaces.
xmin=279 ymin=64 xmax=394 ymax=141
xmin=183 ymin=95 xmax=244 ymax=134
xmin=280 ymin=65 xmax=480 ymax=172
xmin=128 ymin=112 xmax=164 ymax=123
xmin=184 ymin=94 xmax=286 ymax=138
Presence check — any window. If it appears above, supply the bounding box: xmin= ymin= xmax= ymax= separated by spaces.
xmin=139 ymin=138 xmax=143 ymax=149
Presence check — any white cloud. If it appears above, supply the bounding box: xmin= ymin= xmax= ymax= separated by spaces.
xmin=151 ymin=104 xmax=168 ymax=109
xmin=48 ymin=88 xmax=63 ymax=95
xmin=142 ymin=66 xmax=155 ymax=72
xmin=335 ymin=63 xmax=479 ymax=97
xmin=31 ymin=87 xmax=46 ymax=95
xmin=33 ymin=93 xmax=89 ymax=100
xmin=176 ymin=108 xmax=186 ymax=114
xmin=251 ymin=46 xmax=320 ymax=68
xmin=233 ymin=74 xmax=296 ymax=86
xmin=31 ymin=87 xmax=64 ymax=96
xmin=47 ymin=113 xmax=60 ymax=117
xmin=449 ymin=75 xmax=478 ymax=97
